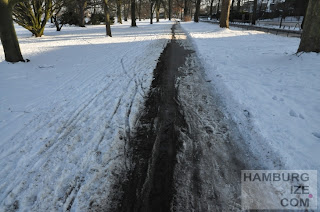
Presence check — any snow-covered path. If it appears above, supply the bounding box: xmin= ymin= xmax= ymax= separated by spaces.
xmin=0 ymin=21 xmax=172 ymax=211
xmin=180 ymin=21 xmax=320 ymax=202
xmin=1 ymin=20 xmax=319 ymax=211
xmin=116 ymin=23 xmax=274 ymax=212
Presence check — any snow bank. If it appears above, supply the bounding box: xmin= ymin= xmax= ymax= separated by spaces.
xmin=0 ymin=20 xmax=172 ymax=211
xmin=180 ymin=22 xmax=320 ymax=175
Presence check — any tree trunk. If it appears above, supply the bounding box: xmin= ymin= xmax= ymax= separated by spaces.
xmin=184 ymin=0 xmax=190 ymax=21
xmin=220 ymin=0 xmax=231 ymax=28
xmin=279 ymin=16 xmax=283 ymax=28
xmin=38 ymin=0 xmax=52 ymax=36
xmin=251 ymin=0 xmax=257 ymax=25
xmin=237 ymin=0 xmax=240 ymax=12
xmin=131 ymin=0 xmax=137 ymax=26
xmin=53 ymin=15 xmax=63 ymax=31
xmin=194 ymin=0 xmax=200 ymax=22
xmin=13 ymin=0 xmax=52 ymax=37
xmin=216 ymin=0 xmax=221 ymax=20
xmin=124 ymin=1 xmax=128 ymax=21
xmin=183 ymin=0 xmax=187 ymax=19
xmin=209 ymin=0 xmax=213 ymax=20
xmin=279 ymin=1 xmax=287 ymax=28
xmin=126 ymin=3 xmax=130 ymax=21
xmin=117 ymin=0 xmax=122 ymax=23
xmin=301 ymin=14 xmax=305 ymax=29
xmin=230 ymin=0 xmax=235 ymax=21
xmin=217 ymin=0 xmax=221 ymax=13
xmin=168 ymin=0 xmax=171 ymax=20
xmin=298 ymin=0 xmax=320 ymax=53
xmin=0 ymin=2 xmax=24 ymax=62
xmin=258 ymin=0 xmax=263 ymax=13
xmin=79 ymin=0 xmax=87 ymax=27
xmin=150 ymin=1 xmax=154 ymax=24
xmin=104 ymin=0 xmax=112 ymax=37
xmin=156 ymin=0 xmax=160 ymax=22
xmin=138 ymin=0 xmax=141 ymax=21
xmin=161 ymin=0 xmax=167 ymax=19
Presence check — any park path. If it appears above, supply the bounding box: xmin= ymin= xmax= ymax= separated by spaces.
xmin=112 ymin=23 xmax=274 ymax=212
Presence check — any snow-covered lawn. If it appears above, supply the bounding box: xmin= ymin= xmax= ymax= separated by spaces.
xmin=0 ymin=20 xmax=172 ymax=211
xmin=181 ymin=22 xmax=320 ymax=172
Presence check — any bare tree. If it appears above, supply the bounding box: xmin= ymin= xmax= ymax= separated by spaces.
xmin=78 ymin=0 xmax=87 ymax=27
xmin=117 ymin=0 xmax=123 ymax=23
xmin=131 ymin=0 xmax=137 ymax=26
xmin=183 ymin=0 xmax=191 ymax=21
xmin=0 ymin=0 xmax=24 ymax=62
xmin=236 ymin=0 xmax=240 ymax=12
xmin=123 ymin=0 xmax=129 ymax=21
xmin=13 ymin=0 xmax=52 ymax=37
xmin=138 ymin=0 xmax=142 ymax=21
xmin=174 ymin=0 xmax=184 ymax=19
xmin=168 ymin=0 xmax=171 ymax=20
xmin=52 ymin=0 xmax=65 ymax=31
xmin=220 ymin=0 xmax=231 ymax=28
xmin=155 ymin=0 xmax=160 ymax=22
xmin=251 ymin=0 xmax=257 ymax=25
xmin=150 ymin=0 xmax=154 ymax=23
xmin=194 ymin=0 xmax=200 ymax=22
xmin=209 ymin=0 xmax=213 ymax=19
xmin=103 ymin=0 xmax=112 ymax=36
xmin=298 ymin=0 xmax=320 ymax=53
xmin=216 ymin=0 xmax=221 ymax=20
xmin=160 ymin=0 xmax=168 ymax=19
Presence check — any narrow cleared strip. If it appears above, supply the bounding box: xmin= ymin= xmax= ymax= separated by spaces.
xmin=119 ymin=23 xmax=192 ymax=212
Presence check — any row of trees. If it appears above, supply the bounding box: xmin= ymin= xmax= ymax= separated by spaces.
xmin=0 ymin=0 xmax=319 ymax=62
xmin=216 ymin=0 xmax=319 ymax=53
xmin=205 ymin=0 xmax=309 ymax=26
xmin=1 ymin=0 xmax=176 ymax=62
xmin=0 ymin=0 xmax=120 ymax=62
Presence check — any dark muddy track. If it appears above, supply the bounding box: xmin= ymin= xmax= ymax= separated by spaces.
xmin=111 ymin=22 xmax=284 ymax=212
xmin=119 ymin=24 xmax=192 ymax=212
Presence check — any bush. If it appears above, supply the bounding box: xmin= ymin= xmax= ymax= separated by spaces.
xmin=61 ymin=11 xmax=81 ymax=26
xmin=90 ymin=13 xmax=105 ymax=25
xmin=184 ymin=15 xmax=192 ymax=22
xmin=90 ymin=14 xmax=115 ymax=25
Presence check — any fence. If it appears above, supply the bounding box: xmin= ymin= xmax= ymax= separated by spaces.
xmin=201 ymin=20 xmax=302 ymax=38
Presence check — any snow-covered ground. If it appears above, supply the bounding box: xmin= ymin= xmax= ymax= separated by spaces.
xmin=0 ymin=20 xmax=172 ymax=211
xmin=1 ymin=18 xmax=319 ymax=210
xmin=181 ymin=21 xmax=320 ymax=183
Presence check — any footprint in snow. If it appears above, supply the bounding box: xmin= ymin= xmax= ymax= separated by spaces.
xmin=38 ymin=65 xmax=54 ymax=69
xmin=289 ymin=110 xmax=305 ymax=120
xmin=312 ymin=132 xmax=320 ymax=139
xmin=244 ymin=110 xmax=250 ymax=118
xmin=272 ymin=96 xmax=285 ymax=102
xmin=289 ymin=109 xmax=298 ymax=118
